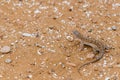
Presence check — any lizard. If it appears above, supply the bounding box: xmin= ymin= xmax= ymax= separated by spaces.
xmin=72 ymin=30 xmax=110 ymax=71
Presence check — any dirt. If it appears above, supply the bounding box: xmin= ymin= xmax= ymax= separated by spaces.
xmin=0 ymin=0 xmax=120 ymax=80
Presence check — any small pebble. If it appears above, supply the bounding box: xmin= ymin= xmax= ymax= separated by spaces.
xmin=34 ymin=9 xmax=40 ymax=14
xmin=27 ymin=74 xmax=33 ymax=79
xmin=86 ymin=53 xmax=95 ymax=59
xmin=105 ymin=77 xmax=110 ymax=80
xmin=88 ymin=29 xmax=93 ymax=32
xmin=94 ymin=67 xmax=99 ymax=71
xmin=0 ymin=46 xmax=11 ymax=54
xmin=5 ymin=58 xmax=12 ymax=63
xmin=22 ymin=33 xmax=34 ymax=37
xmin=66 ymin=62 xmax=76 ymax=67
xmin=66 ymin=35 xmax=73 ymax=42
xmin=37 ymin=49 xmax=44 ymax=55
xmin=111 ymin=26 xmax=117 ymax=31
xmin=48 ymin=26 xmax=55 ymax=29
xmin=107 ymin=27 xmax=111 ymax=30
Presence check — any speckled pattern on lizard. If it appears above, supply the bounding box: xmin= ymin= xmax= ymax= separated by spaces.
xmin=72 ymin=30 xmax=110 ymax=72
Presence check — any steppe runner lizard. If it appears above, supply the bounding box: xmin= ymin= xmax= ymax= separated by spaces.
xmin=72 ymin=30 xmax=109 ymax=71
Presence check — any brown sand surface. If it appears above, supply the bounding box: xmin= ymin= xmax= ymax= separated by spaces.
xmin=0 ymin=0 xmax=120 ymax=80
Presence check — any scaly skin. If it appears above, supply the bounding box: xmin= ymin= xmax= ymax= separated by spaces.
xmin=72 ymin=30 xmax=109 ymax=71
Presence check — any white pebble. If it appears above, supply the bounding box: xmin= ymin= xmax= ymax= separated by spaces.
xmin=111 ymin=26 xmax=117 ymax=31
xmin=105 ymin=77 xmax=110 ymax=80
xmin=0 ymin=46 xmax=11 ymax=53
xmin=107 ymin=26 xmax=117 ymax=31
xmin=5 ymin=58 xmax=12 ymax=63
xmin=66 ymin=35 xmax=73 ymax=42
xmin=34 ymin=9 xmax=41 ymax=14
xmin=22 ymin=33 xmax=34 ymax=37
xmin=27 ymin=74 xmax=33 ymax=79
xmin=107 ymin=27 xmax=112 ymax=30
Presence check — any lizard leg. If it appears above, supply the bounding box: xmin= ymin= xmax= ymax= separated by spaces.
xmin=93 ymin=47 xmax=100 ymax=55
xmin=79 ymin=42 xmax=84 ymax=51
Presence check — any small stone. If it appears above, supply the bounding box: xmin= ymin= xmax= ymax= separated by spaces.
xmin=66 ymin=35 xmax=73 ymax=42
xmin=94 ymin=67 xmax=99 ymax=71
xmin=34 ymin=9 xmax=40 ymax=14
xmin=48 ymin=26 xmax=55 ymax=29
xmin=105 ymin=77 xmax=110 ymax=80
xmin=5 ymin=58 xmax=12 ymax=63
xmin=107 ymin=27 xmax=111 ymax=30
xmin=111 ymin=26 xmax=117 ymax=31
xmin=0 ymin=55 xmax=4 ymax=58
xmin=27 ymin=74 xmax=33 ymax=79
xmin=66 ymin=62 xmax=76 ymax=67
xmin=86 ymin=53 xmax=95 ymax=59
xmin=22 ymin=33 xmax=34 ymax=37
xmin=88 ymin=29 xmax=93 ymax=32
xmin=0 ymin=46 xmax=11 ymax=54
xmin=37 ymin=49 xmax=44 ymax=55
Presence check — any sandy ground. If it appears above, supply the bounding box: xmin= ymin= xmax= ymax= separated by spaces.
xmin=0 ymin=0 xmax=120 ymax=80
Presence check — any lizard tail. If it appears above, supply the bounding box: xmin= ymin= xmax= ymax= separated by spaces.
xmin=78 ymin=52 xmax=104 ymax=72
